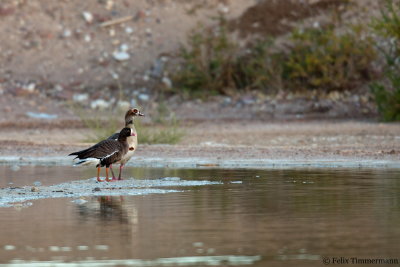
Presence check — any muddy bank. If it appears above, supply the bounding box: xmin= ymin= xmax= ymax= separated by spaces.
xmin=0 ymin=121 xmax=399 ymax=167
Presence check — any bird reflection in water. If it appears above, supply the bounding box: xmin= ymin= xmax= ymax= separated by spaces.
xmin=75 ymin=196 xmax=138 ymax=226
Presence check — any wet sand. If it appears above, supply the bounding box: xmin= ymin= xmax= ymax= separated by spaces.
xmin=0 ymin=176 xmax=221 ymax=207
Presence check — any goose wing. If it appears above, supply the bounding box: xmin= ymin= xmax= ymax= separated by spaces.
xmin=69 ymin=140 xmax=121 ymax=160
xmin=99 ymin=148 xmax=124 ymax=166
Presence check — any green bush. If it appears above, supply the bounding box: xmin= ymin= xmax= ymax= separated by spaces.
xmin=282 ymin=25 xmax=376 ymax=92
xmin=171 ymin=18 xmax=277 ymax=96
xmin=172 ymin=19 xmax=237 ymax=96
xmin=370 ymin=0 xmax=400 ymax=121
xmin=172 ymin=18 xmax=377 ymax=96
xmin=234 ymin=40 xmax=282 ymax=92
xmin=371 ymin=76 xmax=400 ymax=121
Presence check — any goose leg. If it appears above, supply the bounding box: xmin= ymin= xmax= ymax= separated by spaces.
xmin=97 ymin=167 xmax=104 ymax=182
xmin=118 ymin=164 xmax=124 ymax=180
xmin=109 ymin=164 xmax=117 ymax=180
xmin=106 ymin=167 xmax=113 ymax=182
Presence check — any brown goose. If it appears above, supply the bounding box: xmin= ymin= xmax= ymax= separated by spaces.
xmin=69 ymin=128 xmax=133 ymax=182
xmin=107 ymin=108 xmax=144 ymax=180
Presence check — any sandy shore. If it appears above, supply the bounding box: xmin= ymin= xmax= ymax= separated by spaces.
xmin=0 ymin=121 xmax=398 ymax=168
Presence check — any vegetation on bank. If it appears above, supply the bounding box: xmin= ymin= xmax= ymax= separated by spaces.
xmin=170 ymin=20 xmax=376 ymax=95
xmin=73 ymin=104 xmax=184 ymax=144
xmin=370 ymin=0 xmax=400 ymax=121
xmin=168 ymin=0 xmax=400 ymax=121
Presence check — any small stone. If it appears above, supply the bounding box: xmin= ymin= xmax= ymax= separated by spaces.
xmin=109 ymin=29 xmax=115 ymax=37
xmin=31 ymin=187 xmax=39 ymax=192
xmin=73 ymin=93 xmax=89 ymax=103
xmin=328 ymin=91 xmax=341 ymax=101
xmin=239 ymin=96 xmax=256 ymax=105
xmin=82 ymin=12 xmax=93 ymax=23
xmin=93 ymin=187 xmax=101 ymax=192
xmin=193 ymin=242 xmax=203 ymax=247
xmin=222 ymin=97 xmax=232 ymax=105
xmin=110 ymin=71 xmax=119 ymax=80
xmin=218 ymin=4 xmax=229 ymax=13
xmin=90 ymin=99 xmax=110 ymax=110
xmin=62 ymin=29 xmax=72 ymax=38
xmin=72 ymin=198 xmax=88 ymax=205
xmin=120 ymin=44 xmax=129 ymax=52
xmin=125 ymin=27 xmax=134 ymax=34
xmin=130 ymin=99 xmax=137 ymax=107
xmin=117 ymin=101 xmax=130 ymax=110
xmin=151 ymin=59 xmax=165 ymax=77
xmin=54 ymin=84 xmax=63 ymax=91
xmin=162 ymin=76 xmax=172 ymax=88
xmin=112 ymin=51 xmax=130 ymax=61
xmin=10 ymin=165 xmax=20 ymax=172
xmin=145 ymin=28 xmax=152 ymax=36
xmin=84 ymin=34 xmax=91 ymax=42
xmin=26 ymin=112 xmax=58 ymax=120
xmin=49 ymin=246 xmax=60 ymax=252
xmin=138 ymin=93 xmax=149 ymax=102
xmin=4 ymin=245 xmax=16 ymax=251
xmin=23 ymin=83 xmax=36 ymax=92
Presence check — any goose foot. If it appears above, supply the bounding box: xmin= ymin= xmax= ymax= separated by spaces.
xmin=105 ymin=167 xmax=113 ymax=182
xmin=109 ymin=165 xmax=117 ymax=181
xmin=97 ymin=167 xmax=105 ymax=182
xmin=117 ymin=164 xmax=124 ymax=180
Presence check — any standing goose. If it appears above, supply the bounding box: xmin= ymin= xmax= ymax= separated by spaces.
xmin=69 ymin=128 xmax=133 ymax=182
xmin=107 ymin=108 xmax=144 ymax=180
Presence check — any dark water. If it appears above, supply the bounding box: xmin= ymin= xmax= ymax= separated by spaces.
xmin=0 ymin=166 xmax=399 ymax=266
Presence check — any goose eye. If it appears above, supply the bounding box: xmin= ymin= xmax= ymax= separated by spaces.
xmin=133 ymin=109 xmax=138 ymax=113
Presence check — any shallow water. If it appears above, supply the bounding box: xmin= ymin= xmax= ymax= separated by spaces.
xmin=0 ymin=166 xmax=399 ymax=266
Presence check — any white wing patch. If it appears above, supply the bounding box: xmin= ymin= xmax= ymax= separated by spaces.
xmin=73 ymin=158 xmax=100 ymax=166
xmin=102 ymin=150 xmax=118 ymax=160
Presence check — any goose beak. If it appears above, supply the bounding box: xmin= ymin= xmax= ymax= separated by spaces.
xmin=138 ymin=111 xmax=145 ymax=116
xmin=131 ymin=132 xmax=136 ymax=136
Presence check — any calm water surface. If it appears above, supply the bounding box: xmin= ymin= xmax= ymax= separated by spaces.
xmin=0 ymin=166 xmax=399 ymax=266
